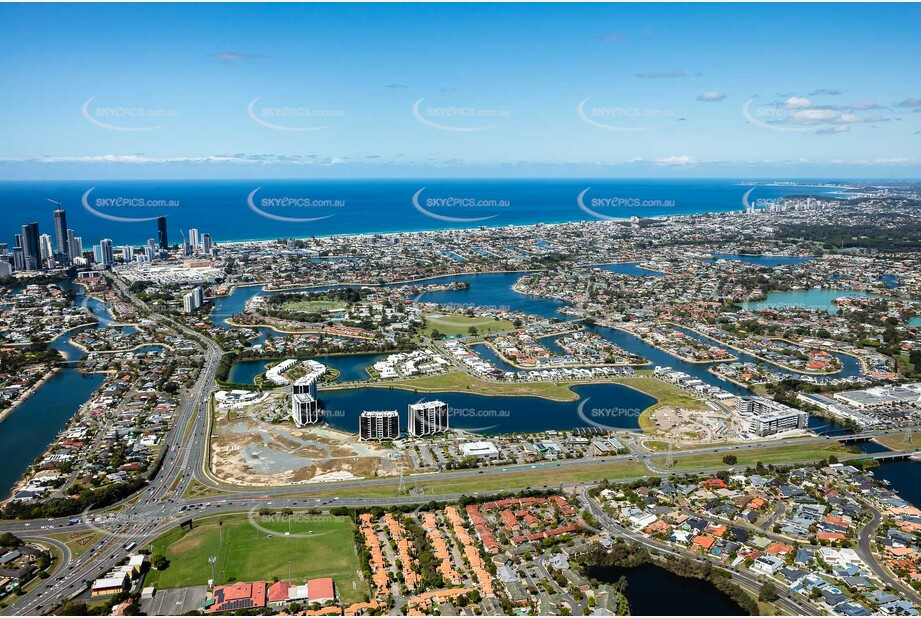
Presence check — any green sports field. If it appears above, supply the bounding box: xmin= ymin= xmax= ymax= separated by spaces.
xmin=143 ymin=512 xmax=366 ymax=604
xmin=281 ymin=299 xmax=348 ymax=313
xmin=423 ymin=313 xmax=515 ymax=337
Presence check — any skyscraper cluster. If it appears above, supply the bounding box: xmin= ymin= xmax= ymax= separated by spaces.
xmin=4 ymin=206 xmax=217 ymax=275
xmin=3 ymin=208 xmax=83 ymax=274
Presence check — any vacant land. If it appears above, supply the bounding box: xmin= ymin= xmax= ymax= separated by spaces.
xmin=144 ymin=513 xmax=366 ymax=604
xmin=424 ymin=313 xmax=515 ymax=337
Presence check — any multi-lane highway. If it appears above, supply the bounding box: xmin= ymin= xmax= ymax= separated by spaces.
xmin=1 ymin=273 xmax=918 ymax=615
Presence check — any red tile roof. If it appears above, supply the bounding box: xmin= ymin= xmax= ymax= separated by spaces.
xmin=308 ymin=578 xmax=336 ymax=603
xmin=268 ymin=581 xmax=291 ymax=604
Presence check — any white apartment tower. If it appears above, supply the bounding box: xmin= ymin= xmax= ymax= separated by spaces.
xmin=407 ymin=400 xmax=449 ymax=437
xmin=290 ymin=364 xmax=325 ymax=426
xmin=359 ymin=410 xmax=400 ymax=441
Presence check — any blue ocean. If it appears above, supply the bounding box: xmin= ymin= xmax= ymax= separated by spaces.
xmin=0 ymin=179 xmax=845 ymax=247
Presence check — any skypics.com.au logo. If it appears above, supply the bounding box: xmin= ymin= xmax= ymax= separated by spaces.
xmin=82 ymin=98 xmax=179 ymax=132
xmin=247 ymin=188 xmax=345 ymax=223
xmin=412 ymin=98 xmax=511 ymax=132
xmin=82 ymin=187 xmax=178 ymax=223
xmin=412 ymin=188 xmax=509 ymax=223
xmin=577 ymin=187 xmax=675 ymax=220
xmin=247 ymin=97 xmax=345 ymax=132
xmin=576 ymin=397 xmax=643 ymax=431
xmin=577 ymin=98 xmax=674 ymax=132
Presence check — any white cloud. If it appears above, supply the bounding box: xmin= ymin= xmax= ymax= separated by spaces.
xmin=788 ymin=108 xmax=839 ymax=124
xmin=697 ymin=91 xmax=726 ymax=102
xmin=784 ymin=96 xmax=812 ymax=109
xmin=850 ymin=99 xmax=882 ymax=110
xmin=655 ymin=155 xmax=696 ymax=166
xmin=816 ymin=125 xmax=849 ymax=135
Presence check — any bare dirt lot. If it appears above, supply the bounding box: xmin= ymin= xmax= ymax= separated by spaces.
xmin=211 ymin=393 xmax=405 ymax=486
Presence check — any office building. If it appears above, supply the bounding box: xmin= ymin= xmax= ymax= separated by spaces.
xmin=21 ymin=222 xmax=41 ymax=270
xmin=66 ymin=229 xmax=78 ymax=261
xmin=737 ymin=397 xmax=808 ymax=436
xmin=72 ymin=235 xmax=84 ymax=259
xmin=12 ymin=246 xmax=25 ymax=271
xmin=156 ymin=216 xmax=168 ymax=249
xmin=359 ymin=410 xmax=400 ymax=441
xmin=53 ymin=209 xmax=69 ymax=265
xmin=459 ymin=441 xmax=500 ymax=460
xmin=99 ymin=239 xmax=114 ymax=267
xmin=407 ymin=400 xmax=449 ymax=437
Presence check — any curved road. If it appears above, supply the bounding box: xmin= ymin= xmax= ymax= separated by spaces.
xmin=1 ymin=272 xmax=918 ymax=615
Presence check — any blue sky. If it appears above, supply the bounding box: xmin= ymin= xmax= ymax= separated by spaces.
xmin=1 ymin=2 xmax=919 ymax=179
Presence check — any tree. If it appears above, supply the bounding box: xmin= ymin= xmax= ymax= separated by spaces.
xmin=0 ymin=532 xmax=23 ymax=548
xmin=59 ymin=601 xmax=88 ymax=616
xmin=759 ymin=581 xmax=779 ymax=602
xmin=722 ymin=454 xmax=738 ymax=466
xmin=151 ymin=554 xmax=170 ymax=570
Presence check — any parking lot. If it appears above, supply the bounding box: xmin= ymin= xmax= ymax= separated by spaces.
xmin=141 ymin=584 xmax=208 ymax=616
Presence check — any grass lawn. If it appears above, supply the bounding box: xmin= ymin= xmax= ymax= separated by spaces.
xmin=372 ymin=370 xmax=581 ymax=401
xmin=670 ymin=443 xmax=853 ymax=470
xmin=872 ymin=431 xmax=919 ymax=451
xmin=281 ymin=299 xmax=347 ymax=313
xmin=424 ymin=314 xmax=515 ymax=337
xmin=183 ymin=478 xmax=224 ymax=499
xmin=611 ymin=377 xmax=708 ymax=411
xmin=48 ymin=530 xmax=106 ymax=560
xmin=273 ymin=461 xmax=651 ymax=499
xmin=144 ymin=513 xmax=366 ymax=604
xmin=642 ymin=435 xmax=815 ymax=452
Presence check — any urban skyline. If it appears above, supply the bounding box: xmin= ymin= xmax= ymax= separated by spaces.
xmin=1 ymin=4 xmax=920 ymax=618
